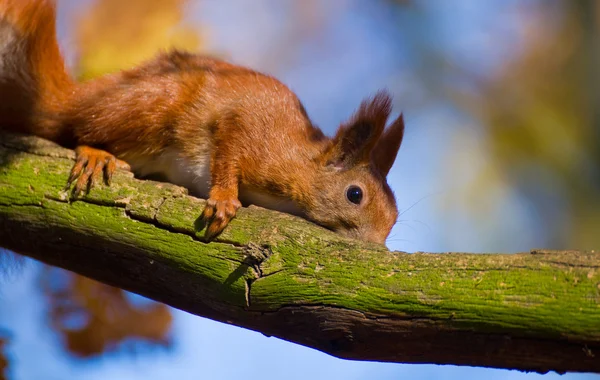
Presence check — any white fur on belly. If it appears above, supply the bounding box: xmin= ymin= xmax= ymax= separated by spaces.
xmin=127 ymin=150 xmax=303 ymax=216
xmin=127 ymin=149 xmax=211 ymax=198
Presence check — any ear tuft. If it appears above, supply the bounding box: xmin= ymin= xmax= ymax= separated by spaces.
xmin=355 ymin=90 xmax=393 ymax=130
xmin=323 ymin=90 xmax=393 ymax=169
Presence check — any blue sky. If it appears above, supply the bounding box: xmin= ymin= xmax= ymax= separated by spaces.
xmin=1 ymin=1 xmax=598 ymax=379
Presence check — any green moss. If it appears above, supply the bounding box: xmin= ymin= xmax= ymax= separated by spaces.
xmin=250 ymin=246 xmax=599 ymax=338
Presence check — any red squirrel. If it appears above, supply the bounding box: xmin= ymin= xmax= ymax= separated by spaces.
xmin=0 ymin=0 xmax=404 ymax=244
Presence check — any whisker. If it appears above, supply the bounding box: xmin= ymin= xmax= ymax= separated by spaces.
xmin=410 ymin=219 xmax=432 ymax=235
xmin=385 ymin=237 xmax=414 ymax=245
xmin=398 ymin=191 xmax=443 ymax=218
xmin=392 ymin=221 xmax=417 ymax=234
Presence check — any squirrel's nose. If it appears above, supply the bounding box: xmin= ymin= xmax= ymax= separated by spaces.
xmin=362 ymin=230 xmax=387 ymax=245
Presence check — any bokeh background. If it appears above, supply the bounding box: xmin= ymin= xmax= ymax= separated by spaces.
xmin=1 ymin=0 xmax=599 ymax=379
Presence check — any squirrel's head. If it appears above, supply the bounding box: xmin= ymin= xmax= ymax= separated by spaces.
xmin=307 ymin=90 xmax=404 ymax=245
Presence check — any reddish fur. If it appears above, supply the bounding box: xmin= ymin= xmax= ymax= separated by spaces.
xmin=0 ymin=0 xmax=405 ymax=244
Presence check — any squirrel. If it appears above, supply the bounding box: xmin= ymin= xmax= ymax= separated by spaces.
xmin=0 ymin=0 xmax=405 ymax=244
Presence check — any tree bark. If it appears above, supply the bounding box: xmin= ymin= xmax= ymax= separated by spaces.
xmin=0 ymin=132 xmax=598 ymax=374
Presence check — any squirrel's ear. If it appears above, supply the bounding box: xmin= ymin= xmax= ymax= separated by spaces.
xmin=372 ymin=113 xmax=404 ymax=177
xmin=323 ymin=90 xmax=392 ymax=169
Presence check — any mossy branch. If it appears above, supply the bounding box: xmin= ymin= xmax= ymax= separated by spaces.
xmin=0 ymin=132 xmax=598 ymax=374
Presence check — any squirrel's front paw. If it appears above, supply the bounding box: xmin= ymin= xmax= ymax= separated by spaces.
xmin=201 ymin=195 xmax=242 ymax=241
xmin=66 ymin=146 xmax=130 ymax=197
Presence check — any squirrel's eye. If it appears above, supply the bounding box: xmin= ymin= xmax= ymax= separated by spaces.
xmin=346 ymin=186 xmax=363 ymax=205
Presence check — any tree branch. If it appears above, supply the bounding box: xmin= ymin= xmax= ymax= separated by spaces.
xmin=0 ymin=132 xmax=598 ymax=374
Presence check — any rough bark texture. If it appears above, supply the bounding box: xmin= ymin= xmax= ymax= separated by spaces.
xmin=0 ymin=132 xmax=599 ymax=374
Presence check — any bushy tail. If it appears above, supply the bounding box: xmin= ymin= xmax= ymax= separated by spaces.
xmin=0 ymin=0 xmax=74 ymax=144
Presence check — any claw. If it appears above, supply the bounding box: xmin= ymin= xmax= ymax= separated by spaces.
xmin=201 ymin=196 xmax=241 ymax=241
xmin=104 ymin=157 xmax=116 ymax=186
xmin=90 ymin=158 xmax=104 ymax=189
xmin=65 ymin=157 xmax=87 ymax=190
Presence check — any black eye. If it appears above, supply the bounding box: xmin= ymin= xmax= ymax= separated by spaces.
xmin=346 ymin=185 xmax=363 ymax=205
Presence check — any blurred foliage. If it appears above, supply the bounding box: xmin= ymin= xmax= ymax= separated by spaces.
xmin=75 ymin=0 xmax=203 ymax=79
xmin=0 ymin=335 xmax=7 ymax=380
xmin=449 ymin=1 xmax=600 ymax=249
xmin=41 ymin=267 xmax=172 ymax=357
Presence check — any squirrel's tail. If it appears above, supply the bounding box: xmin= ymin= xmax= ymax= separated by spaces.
xmin=0 ymin=0 xmax=74 ymax=144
